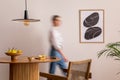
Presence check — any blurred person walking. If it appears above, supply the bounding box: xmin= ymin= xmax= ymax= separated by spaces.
xmin=49 ymin=15 xmax=68 ymax=76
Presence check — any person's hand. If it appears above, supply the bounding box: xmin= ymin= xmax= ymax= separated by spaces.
xmin=64 ymin=57 xmax=68 ymax=62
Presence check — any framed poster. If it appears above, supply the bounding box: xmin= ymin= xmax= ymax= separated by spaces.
xmin=79 ymin=9 xmax=104 ymax=43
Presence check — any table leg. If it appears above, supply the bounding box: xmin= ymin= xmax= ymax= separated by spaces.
xmin=9 ymin=63 xmax=39 ymax=80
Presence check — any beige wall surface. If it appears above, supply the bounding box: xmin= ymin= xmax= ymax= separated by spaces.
xmin=0 ymin=0 xmax=120 ymax=80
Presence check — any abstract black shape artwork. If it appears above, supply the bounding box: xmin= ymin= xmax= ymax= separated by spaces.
xmin=83 ymin=12 xmax=99 ymax=27
xmin=85 ymin=27 xmax=102 ymax=40
xmin=79 ymin=9 xmax=104 ymax=43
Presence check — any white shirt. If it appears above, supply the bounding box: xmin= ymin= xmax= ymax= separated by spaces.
xmin=49 ymin=28 xmax=63 ymax=50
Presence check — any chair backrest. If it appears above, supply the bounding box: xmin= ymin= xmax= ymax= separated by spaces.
xmin=67 ymin=59 xmax=92 ymax=80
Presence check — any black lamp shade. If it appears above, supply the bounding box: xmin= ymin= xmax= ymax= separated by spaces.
xmin=12 ymin=10 xmax=40 ymax=22
xmin=12 ymin=0 xmax=40 ymax=23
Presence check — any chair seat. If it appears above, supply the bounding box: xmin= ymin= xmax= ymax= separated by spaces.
xmin=40 ymin=72 xmax=67 ymax=80
xmin=40 ymin=59 xmax=92 ymax=80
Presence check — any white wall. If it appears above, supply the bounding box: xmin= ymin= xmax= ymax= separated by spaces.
xmin=0 ymin=0 xmax=120 ymax=80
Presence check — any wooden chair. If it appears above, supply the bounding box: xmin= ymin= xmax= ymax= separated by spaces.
xmin=40 ymin=59 xmax=92 ymax=80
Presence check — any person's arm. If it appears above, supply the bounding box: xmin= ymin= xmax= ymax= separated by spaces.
xmin=50 ymin=30 xmax=60 ymax=50
xmin=50 ymin=30 xmax=68 ymax=61
xmin=57 ymin=49 xmax=68 ymax=62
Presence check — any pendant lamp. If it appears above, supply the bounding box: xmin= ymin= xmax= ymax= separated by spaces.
xmin=12 ymin=0 xmax=40 ymax=26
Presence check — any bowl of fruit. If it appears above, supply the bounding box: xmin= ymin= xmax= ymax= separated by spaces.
xmin=35 ymin=54 xmax=47 ymax=60
xmin=5 ymin=48 xmax=23 ymax=61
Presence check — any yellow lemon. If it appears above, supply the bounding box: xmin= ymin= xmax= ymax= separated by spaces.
xmin=17 ymin=50 xmax=22 ymax=53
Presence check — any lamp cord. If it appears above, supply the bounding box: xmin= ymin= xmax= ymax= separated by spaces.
xmin=25 ymin=0 xmax=27 ymax=10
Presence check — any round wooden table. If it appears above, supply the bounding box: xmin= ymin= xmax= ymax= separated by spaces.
xmin=0 ymin=57 xmax=60 ymax=80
